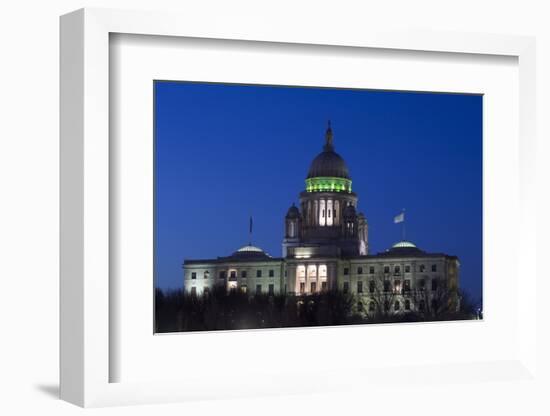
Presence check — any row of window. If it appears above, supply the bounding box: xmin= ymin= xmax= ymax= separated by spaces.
xmin=297 ymin=278 xmax=440 ymax=295
xmin=189 ymin=284 xmax=276 ymax=296
xmin=343 ymin=278 xmax=439 ymax=294
xmin=234 ymin=283 xmax=277 ymax=295
xmin=190 ymin=269 xmax=276 ymax=279
xmin=299 ymin=281 xmax=328 ymax=293
xmin=344 ymin=264 xmax=438 ymax=275
xmin=358 ymin=299 xmax=436 ymax=312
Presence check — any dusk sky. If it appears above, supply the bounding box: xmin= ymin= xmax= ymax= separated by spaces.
xmin=155 ymin=81 xmax=482 ymax=302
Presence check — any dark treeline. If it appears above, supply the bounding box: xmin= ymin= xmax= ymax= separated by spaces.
xmin=155 ymin=286 xmax=480 ymax=333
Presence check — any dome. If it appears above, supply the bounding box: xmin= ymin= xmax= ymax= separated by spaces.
xmin=286 ymin=204 xmax=300 ymax=219
xmin=306 ymin=122 xmax=351 ymax=180
xmin=385 ymin=240 xmax=424 ymax=255
xmin=230 ymin=244 xmax=272 ymax=259
xmin=392 ymin=241 xmax=417 ymax=248
xmin=237 ymin=245 xmax=264 ymax=253
xmin=306 ymin=150 xmax=350 ymax=179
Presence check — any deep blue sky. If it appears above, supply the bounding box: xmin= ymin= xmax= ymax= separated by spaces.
xmin=155 ymin=81 xmax=482 ymax=302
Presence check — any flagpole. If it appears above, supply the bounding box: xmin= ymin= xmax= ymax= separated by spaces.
xmin=402 ymin=209 xmax=406 ymax=241
xmin=249 ymin=215 xmax=253 ymax=245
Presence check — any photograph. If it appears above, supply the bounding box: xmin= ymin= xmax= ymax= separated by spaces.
xmin=154 ymin=81 xmax=483 ymax=333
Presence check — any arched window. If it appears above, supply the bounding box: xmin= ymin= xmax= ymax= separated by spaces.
xmin=369 ymin=301 xmax=376 ymax=312
xmin=394 ymin=301 xmax=400 ymax=311
xmin=404 ymin=299 xmax=411 ymax=310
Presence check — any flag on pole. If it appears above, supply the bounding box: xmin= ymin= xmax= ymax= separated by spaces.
xmin=249 ymin=216 xmax=253 ymax=234
xmin=394 ymin=212 xmax=405 ymax=224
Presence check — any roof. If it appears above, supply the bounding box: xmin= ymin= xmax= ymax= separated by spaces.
xmin=183 ymin=244 xmax=283 ymax=265
xmin=306 ymin=150 xmax=350 ymax=180
xmin=286 ymin=204 xmax=300 ymax=219
xmin=392 ymin=240 xmax=417 ymax=248
xmin=371 ymin=240 xmax=458 ymax=259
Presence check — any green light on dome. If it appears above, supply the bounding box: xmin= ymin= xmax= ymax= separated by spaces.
xmin=305 ymin=176 xmax=352 ymax=193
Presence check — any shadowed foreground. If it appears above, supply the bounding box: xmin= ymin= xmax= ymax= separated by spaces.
xmin=155 ymin=287 xmax=480 ymax=333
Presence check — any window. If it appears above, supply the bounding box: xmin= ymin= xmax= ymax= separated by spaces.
xmin=268 ymin=284 xmax=274 ymax=295
xmin=256 ymin=284 xmax=262 ymax=294
xmin=384 ymin=266 xmax=390 ymax=273
xmin=343 ymin=282 xmax=349 ymax=294
xmin=190 ymin=287 xmax=197 ymax=296
xmin=256 ymin=270 xmax=262 ymax=278
xmin=369 ymin=266 xmax=375 ymax=274
xmin=311 ymin=282 xmax=317 ymax=293
xmin=321 ymin=281 xmax=327 ymax=291
xmin=191 ymin=272 xmax=197 ymax=279
xmin=369 ymin=301 xmax=376 ymax=312
xmin=230 ymin=270 xmax=236 ymax=278
xmin=204 ymin=287 xmax=210 ymax=296
xmin=357 ymin=281 xmax=363 ymax=293
xmin=357 ymin=302 xmax=363 ymax=312
xmin=431 ymin=264 xmax=437 ymax=272
xmin=431 ymin=279 xmax=438 ymax=291
xmin=369 ymin=280 xmax=375 ymax=293
xmin=384 ymin=300 xmax=390 ymax=311
xmin=419 ymin=300 xmax=425 ymax=311
xmin=404 ymin=299 xmax=411 ymax=310
xmin=383 ymin=280 xmax=391 ymax=292
xmin=284 ymin=270 xmax=287 ymax=277
xmin=300 ymin=282 xmax=305 ymax=294
xmin=405 ymin=265 xmax=410 ymax=273
xmin=357 ymin=267 xmax=363 ymax=275
xmin=419 ymin=264 xmax=425 ymax=272
xmin=394 ymin=266 xmax=400 ymax=275
xmin=204 ymin=271 xmax=210 ymax=279
xmin=394 ymin=301 xmax=400 ymax=311
xmin=343 ymin=267 xmax=349 ymax=275
xmin=241 ymin=270 xmax=247 ymax=278
xmin=431 ymin=299 xmax=438 ymax=311
xmin=394 ymin=279 xmax=401 ymax=293
xmin=403 ymin=279 xmax=411 ymax=292
xmin=269 ymin=269 xmax=274 ymax=277
xmin=419 ymin=279 xmax=426 ymax=290
xmin=241 ymin=285 xmax=247 ymax=293
xmin=219 ymin=271 xmax=226 ymax=279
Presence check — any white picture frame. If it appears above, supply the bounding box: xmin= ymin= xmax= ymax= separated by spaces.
xmin=60 ymin=7 xmax=538 ymax=408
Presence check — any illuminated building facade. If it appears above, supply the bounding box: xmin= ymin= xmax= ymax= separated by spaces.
xmin=183 ymin=124 xmax=460 ymax=314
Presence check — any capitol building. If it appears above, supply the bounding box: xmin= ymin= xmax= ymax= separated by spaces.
xmin=183 ymin=124 xmax=460 ymax=315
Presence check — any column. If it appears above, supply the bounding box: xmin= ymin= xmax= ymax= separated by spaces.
xmin=314 ymin=263 xmax=319 ymax=293
xmin=327 ymin=199 xmax=333 ymax=226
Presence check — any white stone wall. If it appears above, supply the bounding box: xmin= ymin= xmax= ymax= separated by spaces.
xmin=182 ymin=255 xmax=459 ymax=315
xmin=183 ymin=261 xmax=285 ymax=296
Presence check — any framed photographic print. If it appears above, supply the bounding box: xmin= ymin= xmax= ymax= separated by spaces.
xmin=153 ymin=81 xmax=481 ymax=334
xmin=60 ymin=8 xmax=538 ymax=408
